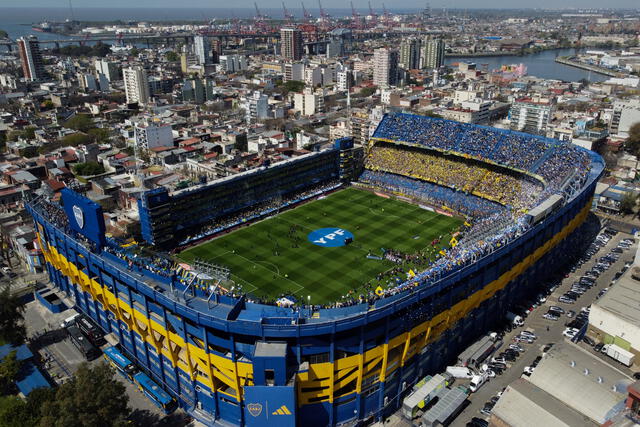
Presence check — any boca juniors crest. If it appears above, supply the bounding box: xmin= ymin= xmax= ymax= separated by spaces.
xmin=247 ymin=403 xmax=263 ymax=417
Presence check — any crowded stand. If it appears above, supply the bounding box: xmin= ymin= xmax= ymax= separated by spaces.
xmin=372 ymin=113 xmax=591 ymax=195
xmin=365 ymin=143 xmax=541 ymax=211
xmin=359 ymin=170 xmax=506 ymax=218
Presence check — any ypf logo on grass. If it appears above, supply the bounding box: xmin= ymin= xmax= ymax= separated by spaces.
xmin=308 ymin=228 xmax=354 ymax=247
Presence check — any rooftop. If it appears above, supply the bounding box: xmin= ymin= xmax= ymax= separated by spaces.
xmin=492 ymin=378 xmax=597 ymax=427
xmin=593 ymin=267 xmax=640 ymax=327
xmin=528 ymin=341 xmax=632 ymax=424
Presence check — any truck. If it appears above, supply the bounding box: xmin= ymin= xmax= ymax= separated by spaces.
xmin=469 ymin=372 xmax=489 ymax=393
xmin=401 ymin=374 xmax=448 ymax=420
xmin=446 ymin=366 xmax=475 ymax=379
xmin=506 ymin=311 xmax=525 ymax=327
xmin=605 ymin=344 xmax=635 ymax=367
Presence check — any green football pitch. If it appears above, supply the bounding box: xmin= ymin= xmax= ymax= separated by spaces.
xmin=178 ymin=187 xmax=462 ymax=305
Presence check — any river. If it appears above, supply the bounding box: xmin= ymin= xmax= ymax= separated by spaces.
xmin=446 ymin=48 xmax=609 ymax=83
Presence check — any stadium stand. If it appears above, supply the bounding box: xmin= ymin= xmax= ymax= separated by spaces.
xmin=26 ymin=112 xmax=605 ymax=427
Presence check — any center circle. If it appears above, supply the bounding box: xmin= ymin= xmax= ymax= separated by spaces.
xmin=308 ymin=227 xmax=354 ymax=247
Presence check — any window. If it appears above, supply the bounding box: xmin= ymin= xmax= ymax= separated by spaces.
xmin=265 ymin=369 xmax=275 ymax=386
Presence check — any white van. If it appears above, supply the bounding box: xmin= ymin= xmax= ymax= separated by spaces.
xmin=469 ymin=373 xmax=488 ymax=393
xmin=446 ymin=366 xmax=475 ymax=379
xmin=60 ymin=310 xmax=80 ymax=329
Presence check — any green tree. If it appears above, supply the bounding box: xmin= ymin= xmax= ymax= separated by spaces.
xmin=282 ymin=80 xmax=305 ymax=93
xmin=0 ymin=287 xmax=25 ymax=346
xmin=22 ymin=127 xmax=37 ymax=140
xmin=64 ymin=114 xmax=95 ymax=133
xmin=626 ymin=122 xmax=640 ymax=156
xmin=38 ymin=363 xmax=129 ymax=427
xmin=0 ymin=351 xmax=22 ymax=395
xmin=0 ymin=30 xmax=8 ymax=39
xmin=620 ymin=192 xmax=637 ymax=215
xmin=18 ymin=146 xmax=39 ymax=158
xmin=88 ymin=128 xmax=110 ymax=143
xmin=165 ymin=51 xmax=179 ymax=62
xmin=73 ymin=162 xmax=105 ymax=176
xmin=129 ymin=48 xmax=140 ymax=57
xmin=358 ymin=86 xmax=377 ymax=97
xmin=61 ymin=133 xmax=92 ymax=147
xmin=0 ymin=396 xmax=29 ymax=427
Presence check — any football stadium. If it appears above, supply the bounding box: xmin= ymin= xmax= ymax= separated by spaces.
xmin=26 ymin=112 xmax=604 ymax=427
xmin=178 ymin=187 xmax=463 ymax=305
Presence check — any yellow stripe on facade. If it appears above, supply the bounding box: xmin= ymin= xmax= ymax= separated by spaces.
xmin=36 ymin=197 xmax=592 ymax=407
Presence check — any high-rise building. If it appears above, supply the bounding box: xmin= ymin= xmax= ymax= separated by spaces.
xmin=399 ymin=38 xmax=421 ymax=70
xmin=218 ymin=55 xmax=247 ymax=73
xmin=373 ymin=48 xmax=398 ymax=88
xmin=134 ymin=121 xmax=173 ymax=150
xmin=243 ymin=91 xmax=270 ymax=124
xmin=509 ymin=98 xmax=554 ymax=135
xmin=182 ymin=78 xmax=205 ymax=104
xmin=123 ymin=66 xmax=150 ymax=106
xmin=284 ymin=63 xmax=305 ymax=82
xmin=280 ymin=27 xmax=303 ymax=61
xmin=420 ymin=38 xmax=445 ymax=69
xmin=194 ymin=36 xmax=211 ymax=65
xmin=17 ymin=36 xmax=44 ymax=81
xmin=78 ymin=73 xmax=98 ymax=92
xmin=95 ymin=59 xmax=120 ymax=82
xmin=294 ymin=88 xmax=325 ymax=116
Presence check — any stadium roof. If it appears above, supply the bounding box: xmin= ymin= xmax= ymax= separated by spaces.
xmin=528 ymin=341 xmax=631 ymax=424
xmin=492 ymin=378 xmax=597 ymax=427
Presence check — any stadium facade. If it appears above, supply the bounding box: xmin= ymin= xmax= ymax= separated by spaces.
xmin=26 ymin=113 xmax=604 ymax=427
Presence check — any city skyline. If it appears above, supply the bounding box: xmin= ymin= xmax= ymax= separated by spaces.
xmin=1 ymin=1 xmax=640 ymax=11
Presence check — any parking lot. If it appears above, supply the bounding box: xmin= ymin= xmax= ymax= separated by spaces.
xmin=449 ymin=225 xmax=637 ymax=426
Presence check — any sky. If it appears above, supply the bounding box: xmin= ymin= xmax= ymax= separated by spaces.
xmin=0 ymin=1 xmax=638 ymax=10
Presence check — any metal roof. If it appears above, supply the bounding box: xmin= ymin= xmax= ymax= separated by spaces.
xmin=421 ymin=387 xmax=467 ymax=425
xmin=593 ymin=269 xmax=640 ymax=327
xmin=528 ymin=341 xmax=632 ymax=424
xmin=403 ymin=374 xmax=447 ymax=410
xmin=492 ymin=378 xmax=597 ymax=427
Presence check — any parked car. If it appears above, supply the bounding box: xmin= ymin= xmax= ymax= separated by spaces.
xmin=467 ymin=418 xmax=489 ymax=427
xmin=549 ymin=306 xmax=565 ymax=314
xmin=509 ymin=343 xmax=524 ymax=352
xmin=582 ymin=336 xmax=596 ymax=346
xmin=543 ymin=313 xmax=559 ymax=321
xmin=480 ymin=403 xmax=494 ymax=416
xmin=559 ymin=296 xmax=575 ymax=304
xmin=594 ymin=343 xmax=604 ymax=352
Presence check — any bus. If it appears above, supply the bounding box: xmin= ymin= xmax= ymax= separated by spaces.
xmin=76 ymin=314 xmax=106 ymax=346
xmin=133 ymin=372 xmax=177 ymax=414
xmin=103 ymin=346 xmax=138 ymax=382
xmin=66 ymin=324 xmax=101 ymax=361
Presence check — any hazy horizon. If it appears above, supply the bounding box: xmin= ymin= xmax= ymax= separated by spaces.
xmin=0 ymin=2 xmax=639 ymax=11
